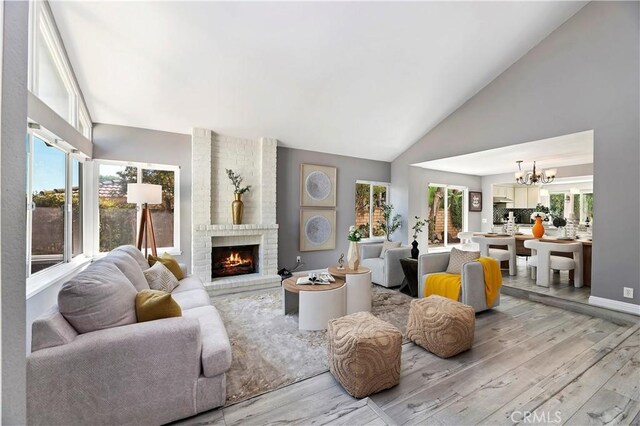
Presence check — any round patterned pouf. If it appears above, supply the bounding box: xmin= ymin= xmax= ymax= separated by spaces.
xmin=406 ymin=295 xmax=475 ymax=358
xmin=327 ymin=311 xmax=402 ymax=398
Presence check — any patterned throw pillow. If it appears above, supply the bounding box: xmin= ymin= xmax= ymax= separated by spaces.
xmin=445 ymin=247 xmax=480 ymax=274
xmin=143 ymin=262 xmax=180 ymax=293
xmin=148 ymin=252 xmax=184 ymax=280
xmin=380 ymin=241 xmax=402 ymax=258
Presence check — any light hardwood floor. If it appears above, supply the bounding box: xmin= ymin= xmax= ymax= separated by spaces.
xmin=174 ymin=295 xmax=640 ymax=426
xmin=502 ymin=257 xmax=591 ymax=305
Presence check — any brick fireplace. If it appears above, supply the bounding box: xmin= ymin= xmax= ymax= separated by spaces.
xmin=191 ymin=128 xmax=280 ymax=295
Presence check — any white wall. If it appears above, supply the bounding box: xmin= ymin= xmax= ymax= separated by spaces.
xmin=1 ymin=1 xmax=28 ymax=422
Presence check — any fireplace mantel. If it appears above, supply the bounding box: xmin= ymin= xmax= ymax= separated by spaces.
xmin=191 ymin=128 xmax=280 ymax=295
xmin=195 ymin=224 xmax=279 ymax=232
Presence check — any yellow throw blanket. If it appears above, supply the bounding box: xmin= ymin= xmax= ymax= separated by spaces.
xmin=477 ymin=257 xmax=502 ymax=306
xmin=425 ymin=273 xmax=461 ymax=301
xmin=424 ymin=257 xmax=502 ymax=306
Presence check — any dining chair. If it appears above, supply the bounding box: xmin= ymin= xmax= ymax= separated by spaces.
xmin=457 ymin=231 xmax=480 ymax=252
xmin=523 ymin=240 xmax=583 ymax=288
xmin=471 ymin=235 xmax=517 ymax=276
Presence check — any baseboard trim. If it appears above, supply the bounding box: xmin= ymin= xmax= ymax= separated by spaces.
xmin=589 ymin=296 xmax=640 ymax=316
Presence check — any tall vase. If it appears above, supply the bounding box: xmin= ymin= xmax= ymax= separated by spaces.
xmin=347 ymin=241 xmax=360 ymax=270
xmin=231 ymin=193 xmax=244 ymax=225
xmin=532 ymin=216 xmax=544 ymax=238
xmin=411 ymin=240 xmax=419 ymax=259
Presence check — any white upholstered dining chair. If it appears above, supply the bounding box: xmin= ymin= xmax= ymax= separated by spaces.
xmin=523 ymin=240 xmax=583 ymax=288
xmin=457 ymin=231 xmax=480 ymax=251
xmin=471 ymin=235 xmax=517 ymax=276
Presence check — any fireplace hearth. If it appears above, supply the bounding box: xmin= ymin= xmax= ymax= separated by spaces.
xmin=212 ymin=245 xmax=259 ymax=278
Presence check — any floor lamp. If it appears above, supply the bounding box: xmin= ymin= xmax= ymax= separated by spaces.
xmin=127 ymin=183 xmax=163 ymax=258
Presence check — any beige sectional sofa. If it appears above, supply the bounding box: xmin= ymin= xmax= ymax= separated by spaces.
xmin=27 ymin=245 xmax=231 ymax=426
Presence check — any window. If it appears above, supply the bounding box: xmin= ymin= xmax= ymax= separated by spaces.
xmin=549 ymin=193 xmax=565 ymax=219
xmin=29 ymin=1 xmax=91 ymax=138
xmin=26 ymin=131 xmax=85 ymax=276
xmin=97 ymin=161 xmax=180 ymax=253
xmin=355 ymin=181 xmax=389 ymax=240
xmin=427 ymin=184 xmax=467 ymax=248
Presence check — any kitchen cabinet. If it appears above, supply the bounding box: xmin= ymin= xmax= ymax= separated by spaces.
xmin=514 ymin=188 xmax=527 ymax=208
xmin=527 ymin=187 xmax=539 ymax=208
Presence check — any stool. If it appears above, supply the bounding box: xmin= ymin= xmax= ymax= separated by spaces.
xmin=327 ymin=311 xmax=402 ymax=398
xmin=406 ymin=295 xmax=475 ymax=358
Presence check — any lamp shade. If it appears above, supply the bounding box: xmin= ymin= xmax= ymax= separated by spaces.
xmin=127 ymin=183 xmax=162 ymax=204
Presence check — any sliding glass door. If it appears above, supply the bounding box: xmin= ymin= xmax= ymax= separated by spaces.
xmin=428 ymin=184 xmax=467 ymax=248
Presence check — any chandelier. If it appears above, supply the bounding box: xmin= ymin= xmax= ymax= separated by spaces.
xmin=515 ymin=161 xmax=556 ymax=185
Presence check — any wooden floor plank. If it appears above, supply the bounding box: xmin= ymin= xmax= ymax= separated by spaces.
xmin=223 ymin=373 xmax=338 ymax=425
xmin=179 ymin=294 xmax=637 ymax=426
xmin=430 ymin=366 xmax=543 ymax=426
xmin=602 ymin=347 xmax=640 ymax=402
xmin=381 ymin=310 xmax=599 ymax=424
xmin=565 ymin=388 xmax=640 ymax=426
xmin=522 ymin=328 xmax=640 ymax=423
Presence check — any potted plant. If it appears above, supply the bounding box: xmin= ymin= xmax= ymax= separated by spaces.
xmin=225 ymin=169 xmax=251 ymax=224
xmin=411 ymin=216 xmax=428 ymax=259
xmin=347 ymin=225 xmax=362 ymax=270
xmin=377 ymin=203 xmax=402 ymax=242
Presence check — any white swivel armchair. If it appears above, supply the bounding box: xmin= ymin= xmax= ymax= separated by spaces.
xmin=360 ymin=243 xmax=411 ymax=287
xmin=523 ymin=240 xmax=583 ymax=288
xmin=472 ymin=236 xmax=517 ymax=276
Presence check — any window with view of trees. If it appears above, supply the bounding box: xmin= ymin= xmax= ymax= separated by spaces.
xmin=355 ymin=182 xmax=389 ymax=239
xmin=427 ymin=184 xmax=467 ymax=248
xmin=549 ymin=193 xmax=565 ymax=219
xmin=27 ymin=134 xmax=84 ymax=276
xmin=98 ymin=162 xmax=179 ymax=253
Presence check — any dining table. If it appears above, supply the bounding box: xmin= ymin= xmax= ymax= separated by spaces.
xmin=477 ymin=233 xmax=592 ymax=287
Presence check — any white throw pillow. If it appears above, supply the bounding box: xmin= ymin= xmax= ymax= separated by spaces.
xmin=143 ymin=262 xmax=180 ymax=293
xmin=445 ymin=247 xmax=480 ymax=274
xmin=380 ymin=241 xmax=402 ymax=258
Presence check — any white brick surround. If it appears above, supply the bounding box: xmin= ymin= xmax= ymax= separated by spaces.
xmin=191 ymin=128 xmax=280 ymax=295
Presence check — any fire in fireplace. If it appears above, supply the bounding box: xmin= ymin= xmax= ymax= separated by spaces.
xmin=212 ymin=245 xmax=259 ymax=278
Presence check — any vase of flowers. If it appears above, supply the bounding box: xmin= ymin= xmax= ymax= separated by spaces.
xmin=226 ymin=169 xmax=251 ymax=224
xmin=411 ymin=216 xmax=428 ymax=259
xmin=531 ymin=212 xmax=547 ymax=238
xmin=347 ymin=225 xmax=362 ymax=270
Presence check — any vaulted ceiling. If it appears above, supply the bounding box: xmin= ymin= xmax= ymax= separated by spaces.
xmin=51 ymin=1 xmax=586 ymax=161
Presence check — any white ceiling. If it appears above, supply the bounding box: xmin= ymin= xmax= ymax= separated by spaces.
xmin=51 ymin=1 xmax=586 ymax=161
xmin=413 ymin=130 xmax=594 ymax=175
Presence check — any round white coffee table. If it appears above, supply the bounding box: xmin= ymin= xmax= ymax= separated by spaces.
xmin=282 ymin=276 xmax=346 ymax=331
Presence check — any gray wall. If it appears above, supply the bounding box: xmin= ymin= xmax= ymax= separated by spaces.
xmin=277 ymin=147 xmax=391 ymax=271
xmin=408 ymin=167 xmax=482 ymax=249
xmin=93 ymin=123 xmax=192 ymax=266
xmin=1 ymin=1 xmax=28 ymax=422
xmin=391 ymin=2 xmax=639 ymax=305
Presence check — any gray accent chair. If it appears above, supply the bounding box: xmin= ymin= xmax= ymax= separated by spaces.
xmin=27 ymin=246 xmax=231 ymax=426
xmin=360 ymin=243 xmax=411 ymax=287
xmin=417 ymin=252 xmax=500 ymax=312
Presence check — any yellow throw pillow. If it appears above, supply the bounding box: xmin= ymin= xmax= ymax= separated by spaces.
xmin=148 ymin=252 xmax=184 ymax=280
xmin=135 ymin=289 xmax=182 ymax=323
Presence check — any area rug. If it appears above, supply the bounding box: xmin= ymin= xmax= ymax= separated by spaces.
xmin=211 ymin=285 xmax=413 ymax=405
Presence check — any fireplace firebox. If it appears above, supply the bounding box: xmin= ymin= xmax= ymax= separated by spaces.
xmin=212 ymin=245 xmax=259 ymax=278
